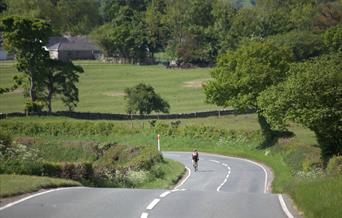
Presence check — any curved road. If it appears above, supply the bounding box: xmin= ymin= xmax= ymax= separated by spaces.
xmin=0 ymin=152 xmax=294 ymax=218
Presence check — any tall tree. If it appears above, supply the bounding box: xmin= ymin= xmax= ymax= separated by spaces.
xmin=145 ymin=0 xmax=168 ymax=57
xmin=44 ymin=60 xmax=84 ymax=112
xmin=1 ymin=16 xmax=52 ymax=103
xmin=204 ymin=40 xmax=293 ymax=139
xmin=258 ymin=53 xmax=342 ymax=161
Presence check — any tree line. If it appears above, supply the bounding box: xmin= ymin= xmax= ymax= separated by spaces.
xmin=2 ymin=0 xmax=341 ymax=64
xmin=203 ymin=0 xmax=342 ymax=162
xmin=1 ymin=0 xmax=341 ymax=161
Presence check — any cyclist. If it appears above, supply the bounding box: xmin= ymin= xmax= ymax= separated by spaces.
xmin=192 ymin=149 xmax=199 ymax=172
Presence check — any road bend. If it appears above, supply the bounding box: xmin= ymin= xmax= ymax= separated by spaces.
xmin=0 ymin=152 xmax=293 ymax=218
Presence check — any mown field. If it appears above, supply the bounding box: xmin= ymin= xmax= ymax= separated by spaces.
xmin=0 ymin=60 xmax=222 ymax=113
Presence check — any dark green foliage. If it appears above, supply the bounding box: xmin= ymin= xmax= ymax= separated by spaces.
xmin=268 ymin=31 xmax=325 ymax=61
xmin=124 ymin=83 xmax=170 ymax=115
xmin=258 ymin=53 xmax=342 ymax=161
xmin=0 ymin=120 xmax=136 ymax=137
xmin=24 ymin=100 xmax=44 ymax=112
xmin=326 ymin=156 xmax=342 ymax=176
xmin=1 ymin=16 xmax=52 ymax=103
xmin=3 ymin=0 xmax=100 ymax=35
xmin=0 ymin=128 xmax=12 ymax=147
xmin=45 ymin=60 xmax=84 ymax=112
xmin=323 ymin=24 xmax=342 ymax=52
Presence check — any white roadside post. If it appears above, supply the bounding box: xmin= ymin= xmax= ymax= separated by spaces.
xmin=157 ymin=134 xmax=161 ymax=152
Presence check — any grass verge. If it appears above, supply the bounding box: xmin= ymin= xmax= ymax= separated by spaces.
xmin=0 ymin=174 xmax=81 ymax=198
xmin=287 ymin=176 xmax=342 ymax=218
xmin=138 ymin=159 xmax=185 ymax=189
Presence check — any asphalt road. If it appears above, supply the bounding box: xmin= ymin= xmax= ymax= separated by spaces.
xmin=0 ymin=152 xmax=293 ymax=218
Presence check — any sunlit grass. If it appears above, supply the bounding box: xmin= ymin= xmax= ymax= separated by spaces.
xmin=0 ymin=61 xmax=221 ymax=113
xmin=0 ymin=174 xmax=81 ymax=198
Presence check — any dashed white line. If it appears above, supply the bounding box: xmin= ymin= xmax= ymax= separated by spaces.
xmin=146 ymin=198 xmax=160 ymax=210
xmin=278 ymin=194 xmax=294 ymax=218
xmin=140 ymin=212 xmax=149 ymax=218
xmin=0 ymin=187 xmax=83 ymax=211
xmin=209 ymin=159 xmax=220 ymax=163
xmin=160 ymin=191 xmax=171 ymax=198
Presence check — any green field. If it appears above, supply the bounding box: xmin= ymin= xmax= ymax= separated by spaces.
xmin=0 ymin=61 xmax=222 ymax=113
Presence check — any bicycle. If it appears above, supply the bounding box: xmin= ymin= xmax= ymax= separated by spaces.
xmin=193 ymin=160 xmax=198 ymax=172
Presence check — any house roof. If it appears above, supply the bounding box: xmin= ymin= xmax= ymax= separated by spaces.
xmin=46 ymin=36 xmax=100 ymax=51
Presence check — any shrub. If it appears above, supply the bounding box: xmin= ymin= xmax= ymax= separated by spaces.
xmin=0 ymin=128 xmax=13 ymax=156
xmin=25 ymin=100 xmax=44 ymax=112
xmin=326 ymin=156 xmax=342 ymax=176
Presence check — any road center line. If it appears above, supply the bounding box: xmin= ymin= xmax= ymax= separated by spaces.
xmin=140 ymin=212 xmax=149 ymax=218
xmin=160 ymin=191 xmax=171 ymax=198
xmin=209 ymin=159 xmax=220 ymax=163
xmin=146 ymin=198 xmax=160 ymax=210
xmin=209 ymin=159 xmax=231 ymax=192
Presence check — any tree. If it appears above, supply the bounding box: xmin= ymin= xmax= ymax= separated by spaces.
xmin=3 ymin=0 xmax=100 ymax=35
xmin=145 ymin=0 xmax=168 ymax=57
xmin=0 ymin=0 xmax=7 ymax=13
xmin=1 ymin=16 xmax=52 ymax=104
xmin=258 ymin=53 xmax=342 ymax=161
xmin=268 ymin=30 xmax=325 ymax=61
xmin=324 ymin=24 xmax=342 ymax=52
xmin=204 ymin=40 xmax=293 ymax=140
xmin=91 ymin=5 xmax=148 ymax=62
xmin=56 ymin=0 xmax=100 ymax=35
xmin=44 ymin=60 xmax=84 ymax=112
xmin=124 ymin=83 xmax=170 ymax=116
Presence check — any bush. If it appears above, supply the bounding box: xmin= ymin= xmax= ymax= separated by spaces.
xmin=326 ymin=156 xmax=342 ymax=176
xmin=25 ymin=101 xmax=44 ymax=112
xmin=0 ymin=128 xmax=13 ymax=155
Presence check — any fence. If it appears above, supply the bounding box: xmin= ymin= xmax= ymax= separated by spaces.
xmin=0 ymin=109 xmax=255 ymax=121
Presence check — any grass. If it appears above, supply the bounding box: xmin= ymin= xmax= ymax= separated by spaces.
xmin=287 ymin=176 xmax=342 ymax=218
xmin=138 ymin=159 xmax=185 ymax=189
xmin=0 ymin=174 xmax=81 ymax=198
xmin=2 ymin=113 xmax=339 ymax=217
xmin=0 ymin=61 xmax=221 ymax=113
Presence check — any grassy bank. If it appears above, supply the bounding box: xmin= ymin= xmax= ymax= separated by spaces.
xmin=0 ymin=61 xmax=220 ymax=113
xmin=0 ymin=174 xmax=81 ymax=198
xmin=287 ymin=176 xmax=342 ymax=218
xmin=1 ymin=116 xmax=340 ymax=217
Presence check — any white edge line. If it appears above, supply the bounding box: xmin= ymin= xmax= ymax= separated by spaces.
xmin=278 ymin=194 xmax=294 ymax=218
xmin=140 ymin=212 xmax=149 ymax=218
xmin=0 ymin=187 xmax=83 ymax=211
xmin=146 ymin=198 xmax=160 ymax=210
xmin=228 ymin=156 xmax=268 ymax=193
xmin=173 ymin=167 xmax=191 ymax=190
xmin=160 ymin=191 xmax=171 ymax=198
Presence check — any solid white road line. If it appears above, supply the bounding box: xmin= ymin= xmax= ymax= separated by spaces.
xmin=160 ymin=191 xmax=171 ymax=198
xmin=226 ymin=156 xmax=268 ymax=193
xmin=140 ymin=212 xmax=149 ymax=218
xmin=278 ymin=194 xmax=295 ymax=218
xmin=173 ymin=167 xmax=191 ymax=190
xmin=0 ymin=187 xmax=83 ymax=211
xmin=146 ymin=198 xmax=160 ymax=210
